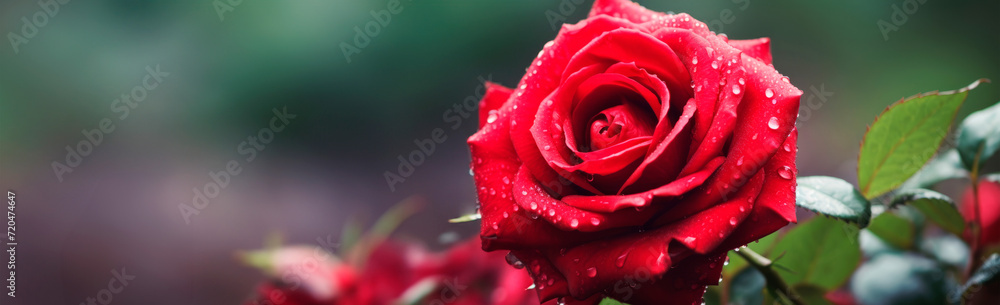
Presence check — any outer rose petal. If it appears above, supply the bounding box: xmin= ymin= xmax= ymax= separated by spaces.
xmin=471 ymin=91 xmax=599 ymax=250
xmin=620 ymin=253 xmax=728 ymax=305
xmin=659 ymin=44 xmax=802 ymax=224
xmin=716 ymin=128 xmax=798 ymax=251
xmin=728 ymin=38 xmax=773 ymax=65
xmin=478 ymin=82 xmax=514 ymax=128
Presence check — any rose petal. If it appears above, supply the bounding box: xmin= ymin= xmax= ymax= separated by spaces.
xmin=562 ymin=29 xmax=691 ymax=111
xmin=716 ymin=128 xmax=798 ymax=251
xmin=478 ymin=82 xmax=514 ymax=129
xmin=563 ymin=156 xmax=724 ymax=213
xmin=650 ymin=28 xmax=747 ymax=178
xmin=619 ymin=253 xmax=728 ymax=304
xmin=471 ymin=100 xmax=598 ymax=251
xmin=658 ymin=36 xmax=803 ymax=223
xmin=619 ymin=97 xmax=696 ymax=193
xmin=510 ymin=17 xmax=643 ymax=197
xmin=729 ymin=38 xmax=773 ymax=66
xmin=513 ymin=250 xmax=572 ymax=303
xmin=556 ymin=136 xmax=651 ymax=175
xmin=513 ymin=165 xmax=653 ymax=232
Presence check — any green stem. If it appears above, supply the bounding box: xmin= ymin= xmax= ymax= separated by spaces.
xmin=734 ymin=247 xmax=804 ymax=305
xmin=968 ymin=145 xmax=985 ymax=275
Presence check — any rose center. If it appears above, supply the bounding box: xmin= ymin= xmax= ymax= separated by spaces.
xmin=587 ymin=103 xmax=656 ymax=151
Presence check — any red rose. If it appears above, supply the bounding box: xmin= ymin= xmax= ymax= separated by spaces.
xmin=467 ymin=0 xmax=801 ymax=303
xmin=961 ymin=180 xmax=1000 ymax=247
xmin=243 ymin=239 xmax=543 ymax=305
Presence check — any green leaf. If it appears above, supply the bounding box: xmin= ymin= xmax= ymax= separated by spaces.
xmin=984 ymin=172 xmax=1000 ymax=183
xmin=770 ymin=216 xmax=862 ymax=290
xmin=866 ymin=212 xmax=916 ymax=250
xmin=704 ymin=286 xmax=722 ymax=305
xmin=920 ymin=235 xmax=969 ymax=270
xmin=852 ymin=253 xmax=950 ymax=305
xmin=448 ymin=212 xmax=481 ymax=223
xmin=792 ymin=284 xmax=833 ymax=305
xmin=725 ymin=231 xmax=780 ymax=279
xmin=858 ymin=80 xmax=985 ymax=199
xmin=890 ymin=188 xmax=965 ymax=236
xmin=796 ymin=176 xmax=872 ymax=227
xmin=958 ymin=98 xmax=1000 ymax=170
xmin=729 ymin=267 xmax=765 ymax=305
xmin=950 ymin=254 xmax=1000 ymax=304
xmin=899 ymin=149 xmax=968 ymax=190
xmin=598 ymin=298 xmax=628 ymax=305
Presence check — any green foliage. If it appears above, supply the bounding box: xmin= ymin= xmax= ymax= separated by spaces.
xmin=729 ymin=267 xmax=766 ymax=305
xmin=957 ymin=99 xmax=1000 ymax=170
xmin=795 ymin=176 xmax=872 ymax=227
xmin=857 ymin=81 xmax=983 ymax=199
xmin=867 ymin=212 xmax=916 ymax=250
xmin=890 ymin=188 xmax=965 ymax=236
xmin=792 ymin=284 xmax=833 ymax=305
xmin=851 ymin=254 xmax=950 ymax=305
xmin=920 ymin=235 xmax=969 ymax=270
xmin=725 ymin=232 xmax=780 ymax=279
xmin=900 ymin=149 xmax=968 ymax=190
xmin=598 ymin=298 xmax=628 ymax=305
xmin=770 ymin=216 xmax=861 ymax=290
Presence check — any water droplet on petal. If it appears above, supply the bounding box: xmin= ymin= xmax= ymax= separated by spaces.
xmin=729 ymin=217 xmax=738 ymax=226
xmin=548 ymin=209 xmax=556 ymax=217
xmin=736 ymin=156 xmax=744 ymax=166
xmin=752 ymin=133 xmax=759 ymax=140
xmin=768 ymin=117 xmax=780 ymax=130
xmin=502 ymin=212 xmax=509 ymax=218
xmin=738 ymin=78 xmax=745 ymax=85
xmin=783 ymin=143 xmax=793 ymax=152
xmin=586 ymin=267 xmax=597 ymax=278
xmin=616 ymin=251 xmax=629 ymax=268
xmin=530 ymin=202 xmax=538 ymax=210
xmin=569 ymin=219 xmax=579 ymax=228
xmin=590 ymin=217 xmax=601 ymax=226
xmin=732 ymin=85 xmax=741 ymax=95
xmin=486 ymin=110 xmax=499 ymax=123
xmin=691 ymin=57 xmax=698 ymax=65
xmin=778 ymin=166 xmax=793 ymax=180
xmin=765 ymin=88 xmax=774 ymax=98
xmin=711 ymin=61 xmax=719 ymax=69
xmin=506 ymin=252 xmax=525 ymax=268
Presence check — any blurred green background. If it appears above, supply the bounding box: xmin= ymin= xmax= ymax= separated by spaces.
xmin=0 ymin=0 xmax=997 ymax=304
